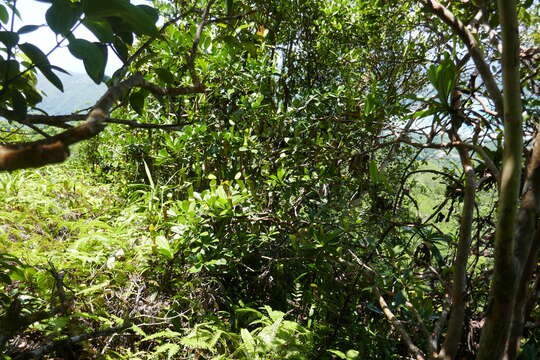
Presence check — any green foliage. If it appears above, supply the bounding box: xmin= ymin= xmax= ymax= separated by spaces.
xmin=2 ymin=0 xmax=539 ymax=358
xmin=179 ymin=306 xmax=314 ymax=359
xmin=0 ymin=0 xmax=158 ymax=122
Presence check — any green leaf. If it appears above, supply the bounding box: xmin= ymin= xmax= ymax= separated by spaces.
xmin=155 ymin=236 xmax=173 ymax=260
xmin=0 ymin=31 xmax=19 ymax=48
xmin=368 ymin=160 xmax=380 ymax=183
xmin=427 ymin=53 xmax=456 ymax=106
xmin=11 ymin=91 xmax=27 ymax=121
xmin=155 ymin=68 xmax=175 ymax=84
xmin=49 ymin=64 xmax=70 ymax=75
xmin=142 ymin=329 xmax=182 ymax=342
xmin=76 ymin=280 xmax=110 ymax=295
xmin=19 ymin=42 xmax=49 ymax=67
xmin=0 ymin=273 xmax=11 ymax=284
xmin=82 ymin=0 xmax=158 ymax=36
xmin=240 ymin=328 xmax=255 ymax=354
xmin=154 ymin=343 xmax=180 ymax=360
xmin=0 ymin=59 xmax=20 ymax=79
xmin=136 ymin=4 xmax=159 ymax=24
xmin=0 ymin=4 xmax=8 ymax=24
xmin=129 ymin=89 xmax=147 ymax=115
xmin=19 ymin=43 xmax=64 ymax=91
xmin=46 ymin=0 xmax=81 ymax=34
xmin=18 ymin=25 xmax=41 ymax=34
xmin=83 ymin=19 xmax=114 ymax=42
xmin=112 ymin=36 xmax=129 ymax=61
xmin=328 ymin=350 xmax=347 ymax=359
xmin=68 ymin=38 xmax=107 ymax=83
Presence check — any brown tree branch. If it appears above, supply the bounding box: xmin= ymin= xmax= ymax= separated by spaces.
xmin=438 ymin=131 xmax=476 ymax=360
xmin=348 ymin=250 xmax=426 ymax=360
xmin=23 ymin=113 xmax=192 ymax=131
xmin=375 ymin=288 xmax=426 ymax=360
xmin=187 ymin=0 xmax=216 ymax=86
xmin=0 ymin=74 xmax=205 ymax=171
xmin=418 ymin=0 xmax=504 ymax=117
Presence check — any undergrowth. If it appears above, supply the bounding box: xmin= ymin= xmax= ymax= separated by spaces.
xmin=0 ymin=162 xmax=318 ymax=359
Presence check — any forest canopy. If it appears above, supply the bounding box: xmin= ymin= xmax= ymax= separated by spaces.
xmin=0 ymin=0 xmax=539 ymax=359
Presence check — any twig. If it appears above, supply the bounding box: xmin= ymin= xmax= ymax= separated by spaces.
xmin=13 ymin=323 xmax=131 ymax=360
xmin=349 ymin=250 xmax=426 ymax=360
xmin=418 ymin=0 xmax=503 ymax=117
xmin=187 ymin=0 xmax=216 ymax=86
xmin=205 ymin=10 xmax=256 ymax=24
xmin=374 ymin=287 xmax=426 ymax=360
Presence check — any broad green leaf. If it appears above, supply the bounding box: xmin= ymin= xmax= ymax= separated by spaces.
xmin=46 ymin=0 xmax=81 ymax=34
xmin=68 ymin=38 xmax=107 ymax=83
xmin=155 ymin=236 xmax=173 ymax=260
xmin=0 ymin=31 xmax=19 ymax=48
xmin=83 ymin=19 xmax=114 ymax=42
xmin=112 ymin=36 xmax=129 ymax=61
xmin=129 ymin=89 xmax=147 ymax=115
xmin=19 ymin=43 xmax=63 ymax=91
xmin=155 ymin=67 xmax=175 ymax=84
xmin=136 ymin=4 xmax=159 ymax=24
xmin=0 ymin=59 xmax=19 ymax=79
xmin=17 ymin=25 xmax=41 ymax=34
xmin=82 ymin=0 xmax=158 ymax=36
xmin=19 ymin=42 xmax=50 ymax=67
xmin=0 ymin=4 xmax=8 ymax=24
xmin=11 ymin=91 xmax=27 ymax=121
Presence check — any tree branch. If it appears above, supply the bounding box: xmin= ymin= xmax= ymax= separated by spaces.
xmin=0 ymin=74 xmax=205 ymax=171
xmin=187 ymin=0 xmax=216 ymax=86
xmin=12 ymin=323 xmax=131 ymax=360
xmin=477 ymin=0 xmax=523 ymax=357
xmin=348 ymin=250 xmax=426 ymax=360
xmin=418 ymin=0 xmax=503 ymax=117
xmin=439 ymin=131 xmax=476 ymax=360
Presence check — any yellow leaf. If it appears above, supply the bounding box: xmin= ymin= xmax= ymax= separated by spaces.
xmin=256 ymin=24 xmax=268 ymax=37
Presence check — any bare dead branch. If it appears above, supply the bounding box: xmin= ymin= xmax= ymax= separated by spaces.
xmin=12 ymin=323 xmax=131 ymax=360
xmin=405 ymin=300 xmax=436 ymax=357
xmin=348 ymin=250 xmax=426 ymax=360
xmin=375 ymin=287 xmax=426 ymax=360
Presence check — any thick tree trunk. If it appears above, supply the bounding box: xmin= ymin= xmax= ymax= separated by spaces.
xmin=477 ymin=0 xmax=523 ymax=358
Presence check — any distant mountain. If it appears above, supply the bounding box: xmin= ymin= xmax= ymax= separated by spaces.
xmin=36 ymin=72 xmax=107 ymax=115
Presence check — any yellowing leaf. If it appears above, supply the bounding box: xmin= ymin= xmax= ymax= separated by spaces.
xmin=256 ymin=25 xmax=268 ymax=37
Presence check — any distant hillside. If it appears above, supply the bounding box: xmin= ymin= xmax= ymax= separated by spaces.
xmin=36 ymin=72 xmax=106 ymax=115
